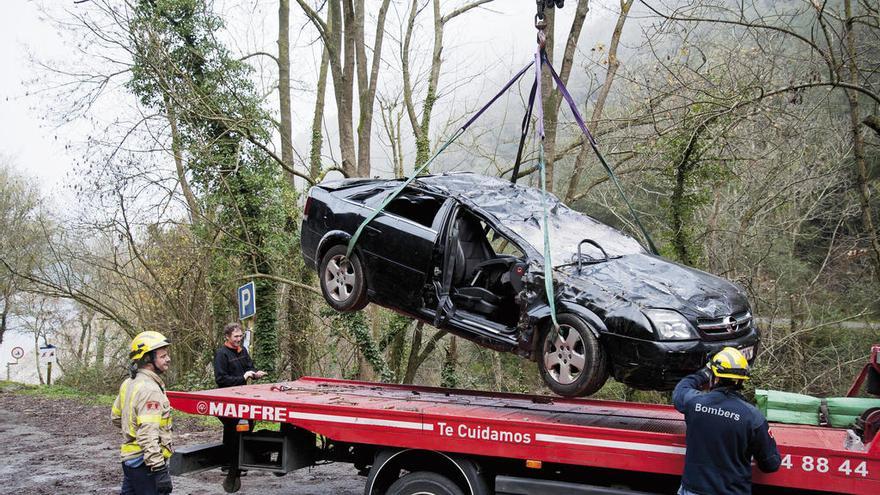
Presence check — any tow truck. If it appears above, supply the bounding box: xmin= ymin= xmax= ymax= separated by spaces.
xmin=168 ymin=345 xmax=880 ymax=495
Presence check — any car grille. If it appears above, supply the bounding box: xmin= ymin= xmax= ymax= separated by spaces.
xmin=697 ymin=311 xmax=752 ymax=337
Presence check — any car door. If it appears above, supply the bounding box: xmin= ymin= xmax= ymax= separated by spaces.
xmin=357 ymin=189 xmax=447 ymax=311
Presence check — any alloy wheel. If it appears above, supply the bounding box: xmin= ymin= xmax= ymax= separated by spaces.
xmin=542 ymin=324 xmax=587 ymax=385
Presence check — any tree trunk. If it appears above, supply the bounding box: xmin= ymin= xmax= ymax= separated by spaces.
xmin=163 ymin=94 xmax=201 ymax=221
xmin=278 ymin=0 xmax=295 ymax=187
xmin=354 ymin=0 xmax=392 ymax=178
xmin=540 ymin=8 xmax=557 ymax=192
xmin=327 ymin=1 xmax=357 ymax=177
xmin=402 ymin=322 xmax=424 ymax=384
xmin=440 ymin=336 xmax=457 ymax=388
xmin=564 ymin=0 xmax=631 ymax=203
xmin=310 ymin=46 xmax=330 ymax=180
xmin=843 ymin=0 xmax=880 ymax=276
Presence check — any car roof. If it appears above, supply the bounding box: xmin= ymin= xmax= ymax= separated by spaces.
xmin=415 ymin=173 xmax=561 ymax=220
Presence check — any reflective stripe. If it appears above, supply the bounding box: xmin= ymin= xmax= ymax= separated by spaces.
xmin=111 ymin=405 xmax=121 ymax=416
xmin=162 ymin=447 xmax=172 ymax=459
xmin=137 ymin=414 xmax=162 ymax=424
xmin=121 ymin=442 xmax=141 ymax=454
xmin=160 ymin=417 xmax=172 ymax=427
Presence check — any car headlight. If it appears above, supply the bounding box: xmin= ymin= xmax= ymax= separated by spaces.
xmin=643 ymin=309 xmax=699 ymax=341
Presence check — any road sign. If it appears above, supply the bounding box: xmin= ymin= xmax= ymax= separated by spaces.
xmin=10 ymin=347 xmax=24 ymax=360
xmin=39 ymin=345 xmax=56 ymax=365
xmin=238 ymin=281 xmax=256 ymax=320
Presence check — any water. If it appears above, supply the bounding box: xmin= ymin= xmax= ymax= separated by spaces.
xmin=0 ymin=330 xmax=60 ymax=385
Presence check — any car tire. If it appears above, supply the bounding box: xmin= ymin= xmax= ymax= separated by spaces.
xmin=318 ymin=244 xmax=368 ymax=312
xmin=538 ymin=313 xmax=608 ymax=397
xmin=386 ymin=471 xmax=465 ymax=495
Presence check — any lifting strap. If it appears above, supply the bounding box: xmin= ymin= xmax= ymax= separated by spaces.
xmin=539 ymin=54 xmax=659 ymax=255
xmin=343 ymin=14 xmax=659 ymax=331
xmin=532 ymin=41 xmax=560 ymax=330
xmin=345 ymin=61 xmax=535 ymax=260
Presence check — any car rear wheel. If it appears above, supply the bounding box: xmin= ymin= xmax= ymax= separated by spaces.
xmin=319 ymin=244 xmax=368 ymax=312
xmin=538 ymin=313 xmax=608 ymax=397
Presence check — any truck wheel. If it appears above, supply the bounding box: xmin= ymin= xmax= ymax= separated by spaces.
xmin=538 ymin=313 xmax=608 ymax=397
xmin=386 ymin=471 xmax=465 ymax=495
xmin=319 ymin=244 xmax=368 ymax=312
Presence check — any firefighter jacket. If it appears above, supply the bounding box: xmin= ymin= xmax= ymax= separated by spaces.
xmin=673 ymin=371 xmax=781 ymax=495
xmin=214 ymin=344 xmax=256 ymax=388
xmin=111 ymin=368 xmax=173 ymax=469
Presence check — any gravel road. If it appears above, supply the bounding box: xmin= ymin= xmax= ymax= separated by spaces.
xmin=0 ymin=387 xmax=364 ymax=495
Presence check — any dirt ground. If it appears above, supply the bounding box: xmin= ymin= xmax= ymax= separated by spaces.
xmin=0 ymin=387 xmax=364 ymax=495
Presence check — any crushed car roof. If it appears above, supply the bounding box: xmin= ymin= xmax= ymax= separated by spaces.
xmin=416 ymin=173 xmax=646 ymax=260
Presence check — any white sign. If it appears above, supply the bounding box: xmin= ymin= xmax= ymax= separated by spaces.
xmin=39 ymin=345 xmax=57 ymax=365
xmin=10 ymin=346 xmax=24 ymax=360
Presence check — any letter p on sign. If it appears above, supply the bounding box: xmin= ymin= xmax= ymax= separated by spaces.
xmin=238 ymin=281 xmax=256 ymax=320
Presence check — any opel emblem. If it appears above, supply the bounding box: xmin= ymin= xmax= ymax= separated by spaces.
xmin=724 ymin=316 xmax=736 ymax=333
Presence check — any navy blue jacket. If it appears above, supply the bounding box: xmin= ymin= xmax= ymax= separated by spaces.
xmin=673 ymin=372 xmax=781 ymax=495
xmin=214 ymin=345 xmax=256 ymax=388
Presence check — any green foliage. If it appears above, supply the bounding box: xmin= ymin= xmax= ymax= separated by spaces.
xmin=56 ymin=363 xmax=126 ymax=396
xmin=440 ymin=343 xmax=457 ymax=388
xmin=380 ymin=313 xmax=412 ymax=381
xmin=653 ymin=97 xmax=736 ymax=267
xmin=328 ymin=311 xmax=394 ymax=382
xmin=126 ymin=0 xmax=300 ymax=374
xmin=16 ymin=380 xmax=116 ymax=406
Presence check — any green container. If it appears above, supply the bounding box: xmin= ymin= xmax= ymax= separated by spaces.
xmin=755 ymin=389 xmax=821 ymax=425
xmin=825 ymin=397 xmax=880 ymax=428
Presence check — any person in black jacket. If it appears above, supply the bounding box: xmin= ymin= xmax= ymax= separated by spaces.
xmin=673 ymin=346 xmax=781 ymax=495
xmin=213 ymin=322 xmax=266 ymax=490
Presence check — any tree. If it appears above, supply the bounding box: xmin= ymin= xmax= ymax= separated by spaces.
xmin=296 ymin=0 xmax=392 ymax=177
xmin=401 ymin=0 xmax=494 ymax=168
xmin=0 ymin=161 xmax=46 ymax=346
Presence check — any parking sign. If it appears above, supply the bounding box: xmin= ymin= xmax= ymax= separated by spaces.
xmin=238 ymin=281 xmax=256 ymax=320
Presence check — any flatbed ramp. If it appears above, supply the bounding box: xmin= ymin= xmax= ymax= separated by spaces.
xmin=169 ymin=377 xmax=880 ymax=494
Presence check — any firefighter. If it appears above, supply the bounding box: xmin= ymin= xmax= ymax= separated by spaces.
xmin=673 ymin=346 xmax=781 ymax=495
xmin=111 ymin=331 xmax=174 ymax=495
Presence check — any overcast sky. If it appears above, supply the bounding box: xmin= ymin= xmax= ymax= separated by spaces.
xmin=1 ymin=1 xmax=627 ymax=202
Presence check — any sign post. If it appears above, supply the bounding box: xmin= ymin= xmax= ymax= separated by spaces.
xmin=8 ymin=347 xmax=24 ymax=381
xmin=39 ymin=345 xmax=57 ymax=386
xmin=238 ymin=281 xmax=256 ymax=349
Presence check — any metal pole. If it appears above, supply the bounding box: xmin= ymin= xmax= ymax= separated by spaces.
xmin=47 ymin=361 xmax=52 ymax=386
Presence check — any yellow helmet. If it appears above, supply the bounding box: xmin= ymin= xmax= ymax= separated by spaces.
xmin=129 ymin=331 xmax=171 ymax=361
xmin=709 ymin=346 xmax=750 ymax=381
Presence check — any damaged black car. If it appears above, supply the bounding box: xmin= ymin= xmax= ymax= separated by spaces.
xmin=301 ymin=173 xmax=759 ymax=397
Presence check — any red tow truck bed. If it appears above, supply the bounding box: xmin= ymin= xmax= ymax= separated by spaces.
xmin=169 ymin=377 xmax=880 ymax=494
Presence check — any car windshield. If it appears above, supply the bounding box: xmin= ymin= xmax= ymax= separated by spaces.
xmin=418 ymin=174 xmax=646 ymax=262
xmin=505 ymin=202 xmax=646 ymax=263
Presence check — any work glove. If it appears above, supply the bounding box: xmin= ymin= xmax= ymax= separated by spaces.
xmin=243 ymin=371 xmax=254 ymax=380
xmin=697 ymin=364 xmax=713 ymax=383
xmin=151 ymin=465 xmax=173 ymax=494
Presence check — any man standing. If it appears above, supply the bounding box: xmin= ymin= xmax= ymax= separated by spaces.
xmin=112 ymin=331 xmax=174 ymax=495
xmin=213 ymin=322 xmax=266 ymax=491
xmin=673 ymin=346 xmax=781 ymax=495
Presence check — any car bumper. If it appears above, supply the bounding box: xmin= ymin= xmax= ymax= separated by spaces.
xmin=603 ymin=328 xmax=760 ymax=390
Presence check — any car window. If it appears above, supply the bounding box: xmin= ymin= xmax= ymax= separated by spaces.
xmin=374 ymin=188 xmax=445 ymax=229
xmin=477 ymin=219 xmax=525 ymax=258
xmin=346 ymin=187 xmax=388 ymax=205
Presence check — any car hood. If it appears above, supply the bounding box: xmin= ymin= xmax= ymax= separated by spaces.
xmin=555 ymin=253 xmax=749 ymax=319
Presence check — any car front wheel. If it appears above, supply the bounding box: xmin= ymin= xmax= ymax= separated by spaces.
xmin=538 ymin=313 xmax=608 ymax=397
xmin=319 ymin=244 xmax=368 ymax=312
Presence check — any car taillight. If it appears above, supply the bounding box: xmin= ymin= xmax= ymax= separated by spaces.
xmin=303 ymin=196 xmax=313 ymax=221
